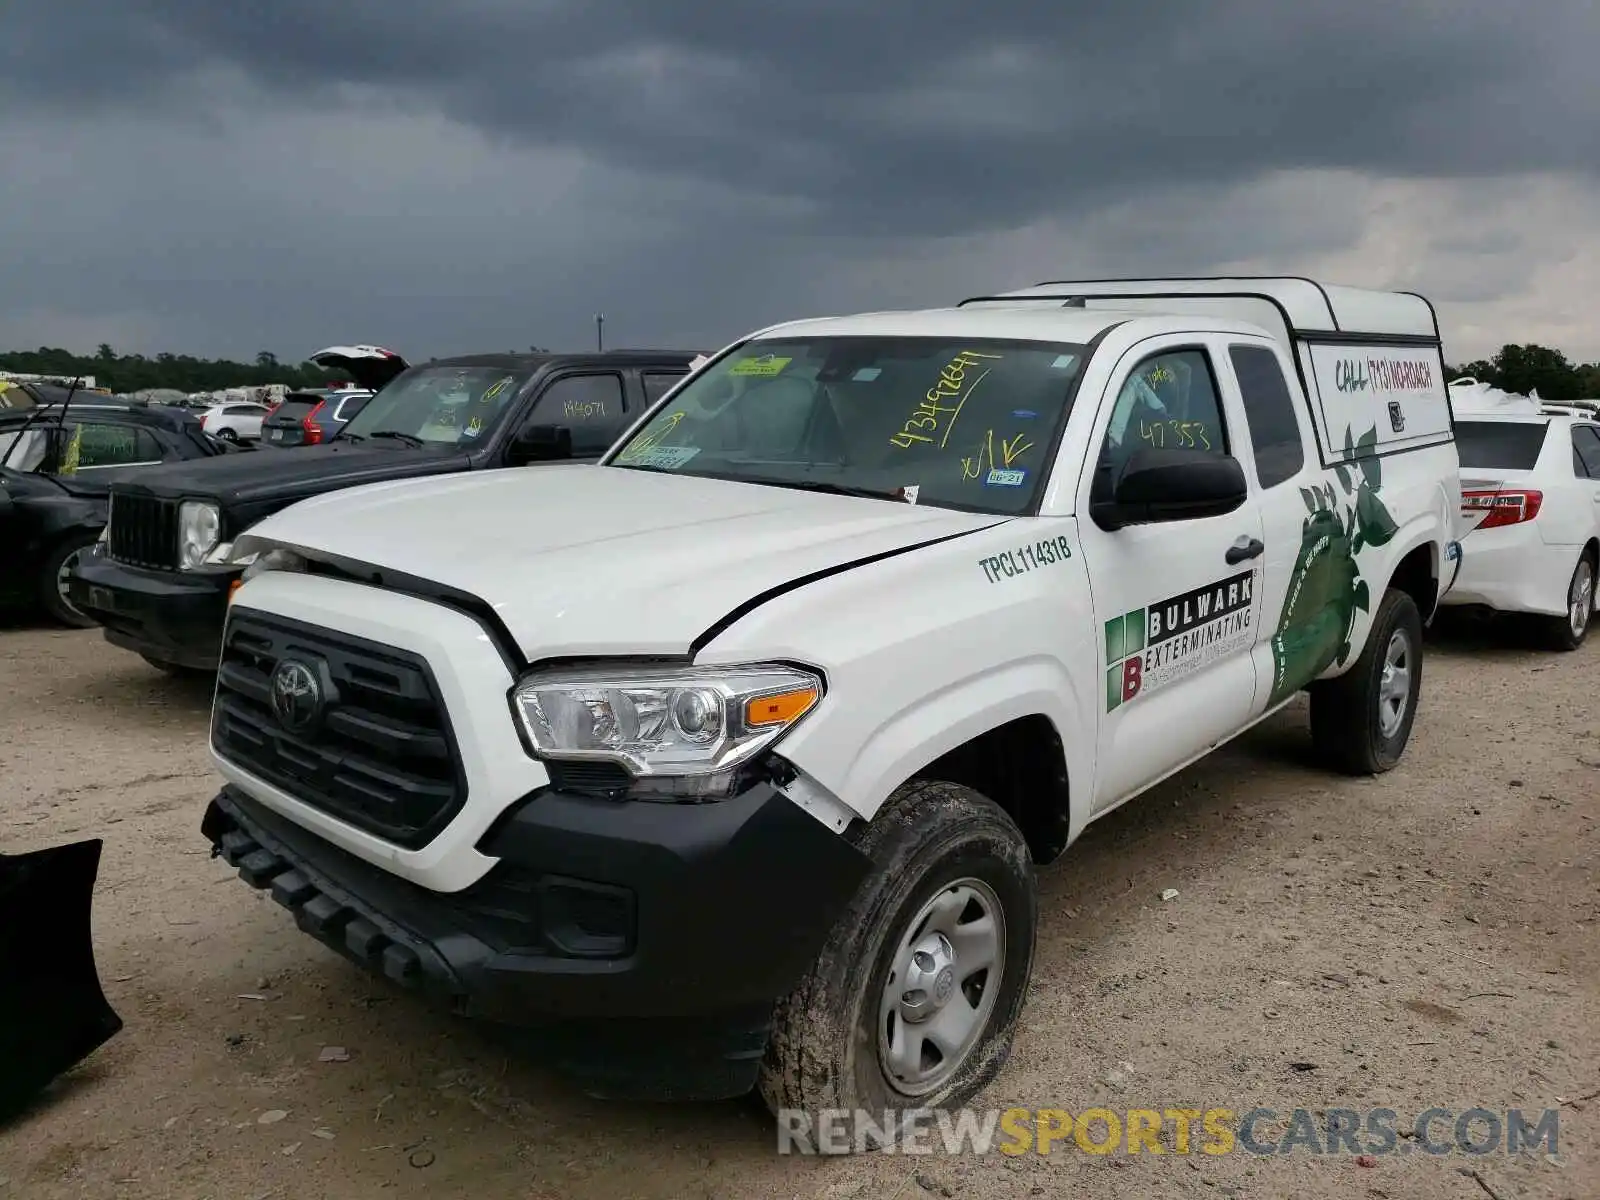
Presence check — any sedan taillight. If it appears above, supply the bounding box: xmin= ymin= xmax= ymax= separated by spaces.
xmin=1462 ymin=488 xmax=1543 ymax=530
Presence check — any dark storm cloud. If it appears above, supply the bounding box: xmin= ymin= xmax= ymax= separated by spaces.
xmin=6 ymin=0 xmax=1597 ymax=238
xmin=2 ymin=0 xmax=1598 ymax=360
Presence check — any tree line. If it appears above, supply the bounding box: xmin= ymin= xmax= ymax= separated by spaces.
xmin=2 ymin=340 xmax=1597 ymax=400
xmin=0 ymin=345 xmax=346 ymax=394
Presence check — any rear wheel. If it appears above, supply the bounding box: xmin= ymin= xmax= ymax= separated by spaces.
xmin=1542 ymin=552 xmax=1594 ymax=652
xmin=758 ymin=781 xmax=1037 ymax=1151
xmin=214 ymin=427 xmax=238 ymax=442
xmin=38 ymin=535 xmax=100 ymax=628
xmin=1310 ymin=587 xmax=1423 ymax=775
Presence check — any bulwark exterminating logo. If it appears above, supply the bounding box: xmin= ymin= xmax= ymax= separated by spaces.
xmin=1105 ymin=570 xmax=1258 ymax=710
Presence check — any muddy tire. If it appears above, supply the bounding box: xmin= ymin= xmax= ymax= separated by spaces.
xmin=1310 ymin=587 xmax=1423 ymax=775
xmin=1542 ymin=551 xmax=1595 ymax=652
xmin=757 ymin=780 xmax=1037 ymax=1151
xmin=38 ymin=535 xmax=100 ymax=628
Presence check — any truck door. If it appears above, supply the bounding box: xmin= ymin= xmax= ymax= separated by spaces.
xmin=1223 ymin=338 xmax=1365 ymax=713
xmin=1074 ymin=340 xmax=1266 ymax=811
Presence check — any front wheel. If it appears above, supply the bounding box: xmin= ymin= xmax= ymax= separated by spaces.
xmin=1309 ymin=587 xmax=1423 ymax=775
xmin=214 ymin=427 xmax=238 ymax=442
xmin=38 ymin=535 xmax=101 ymax=628
xmin=1542 ymin=552 xmax=1595 ymax=652
xmin=758 ymin=781 xmax=1037 ymax=1150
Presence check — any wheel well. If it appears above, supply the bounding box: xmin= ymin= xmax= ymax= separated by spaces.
xmin=1388 ymin=544 xmax=1438 ymax=621
xmin=914 ymin=715 xmax=1071 ymax=865
xmin=1584 ymin=538 xmax=1599 ymax=568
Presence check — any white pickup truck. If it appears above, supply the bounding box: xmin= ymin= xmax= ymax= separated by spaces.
xmin=200 ymin=277 xmax=1461 ymax=1133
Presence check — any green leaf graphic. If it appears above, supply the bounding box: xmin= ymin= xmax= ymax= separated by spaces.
xmin=1357 ymin=486 xmax=1399 ymax=547
xmin=1300 ymin=486 xmax=1318 ymax=514
xmin=1355 ymin=427 xmax=1382 ymax=489
xmin=1353 ymin=579 xmax=1370 ymax=612
xmin=1335 ymin=464 xmax=1354 ymax=493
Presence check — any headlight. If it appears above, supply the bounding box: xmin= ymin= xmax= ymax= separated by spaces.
xmin=511 ymin=663 xmax=822 ymax=797
xmin=239 ymin=547 xmax=307 ymax=581
xmin=177 ymin=500 xmax=221 ymax=569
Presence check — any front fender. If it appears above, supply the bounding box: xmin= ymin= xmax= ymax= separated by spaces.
xmin=791 ymin=656 xmax=1093 ymax=836
xmin=696 ymin=516 xmax=1099 ymax=839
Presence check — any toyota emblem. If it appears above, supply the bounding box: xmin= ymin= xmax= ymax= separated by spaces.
xmin=269 ymin=659 xmax=324 ymax=732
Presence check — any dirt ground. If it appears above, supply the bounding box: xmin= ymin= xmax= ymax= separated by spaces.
xmin=0 ymin=617 xmax=1594 ymax=1200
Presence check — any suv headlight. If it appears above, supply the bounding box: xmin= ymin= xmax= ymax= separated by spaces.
xmin=178 ymin=500 xmax=221 ymax=569
xmin=511 ymin=663 xmax=822 ymax=796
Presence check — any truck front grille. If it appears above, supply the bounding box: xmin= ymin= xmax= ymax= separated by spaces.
xmin=211 ymin=611 xmax=466 ymax=849
xmin=107 ymin=492 xmax=180 ymax=569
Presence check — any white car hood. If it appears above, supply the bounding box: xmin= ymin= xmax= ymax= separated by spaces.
xmin=243 ymin=464 xmax=1006 ymax=659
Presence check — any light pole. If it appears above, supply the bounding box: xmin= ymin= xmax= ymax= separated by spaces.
xmin=595 ymin=313 xmax=605 ymax=352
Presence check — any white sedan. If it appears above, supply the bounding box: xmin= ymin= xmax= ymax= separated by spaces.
xmin=198 ymin=402 xmax=271 ymax=443
xmin=1443 ymin=382 xmax=1600 ymax=649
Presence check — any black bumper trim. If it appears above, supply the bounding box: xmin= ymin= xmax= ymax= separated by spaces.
xmin=70 ymin=550 xmax=231 ymax=670
xmin=203 ymin=781 xmax=870 ymax=1099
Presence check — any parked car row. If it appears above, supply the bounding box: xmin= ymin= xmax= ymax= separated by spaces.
xmin=6 ymin=278 xmax=1597 ymax=1145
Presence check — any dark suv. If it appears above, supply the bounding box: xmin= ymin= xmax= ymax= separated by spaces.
xmin=68 ymin=348 xmax=700 ymax=673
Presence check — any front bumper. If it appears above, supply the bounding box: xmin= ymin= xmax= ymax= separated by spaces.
xmin=69 ymin=549 xmax=234 ymax=670
xmin=203 ymin=781 xmax=870 ymax=1099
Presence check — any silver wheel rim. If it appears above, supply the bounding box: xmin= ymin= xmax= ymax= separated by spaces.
xmin=1570 ymin=560 xmax=1594 ymax=637
xmin=1376 ymin=629 xmax=1411 ymax=739
xmin=877 ymin=877 xmax=1005 ymax=1097
xmin=55 ymin=548 xmax=86 ymax=615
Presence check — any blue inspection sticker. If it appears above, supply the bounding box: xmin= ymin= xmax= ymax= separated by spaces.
xmin=633 ymin=445 xmax=701 ymax=469
xmin=1011 ymin=409 xmax=1037 ymax=419
xmin=986 ymin=468 xmax=1027 ymax=487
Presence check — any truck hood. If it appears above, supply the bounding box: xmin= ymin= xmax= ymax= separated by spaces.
xmin=243 ymin=465 xmax=1007 ymax=660
xmin=108 ymin=442 xmax=471 ymax=513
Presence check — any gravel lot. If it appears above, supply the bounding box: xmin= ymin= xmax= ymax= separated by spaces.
xmin=0 ymin=617 xmax=1595 ymax=1200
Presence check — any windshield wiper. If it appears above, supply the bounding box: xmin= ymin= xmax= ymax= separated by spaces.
xmin=743 ymin=477 xmax=909 ymax=503
xmin=367 ymin=430 xmax=424 ymax=447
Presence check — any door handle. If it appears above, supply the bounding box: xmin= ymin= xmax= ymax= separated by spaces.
xmin=1225 ymin=537 xmax=1264 ymax=564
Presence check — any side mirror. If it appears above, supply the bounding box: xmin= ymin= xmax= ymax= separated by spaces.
xmin=1091 ymin=446 xmax=1248 ymax=531
xmin=507 ymin=423 xmax=573 ymax=464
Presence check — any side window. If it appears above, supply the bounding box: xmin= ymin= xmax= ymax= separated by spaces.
xmin=1574 ymin=425 xmax=1600 ymax=478
xmin=74 ymin=423 xmax=162 ymax=468
xmin=333 ymin=394 xmax=370 ymax=422
xmin=528 ymin=373 xmax=627 ymax=455
xmin=1095 ymin=348 xmax=1226 ymax=495
xmin=642 ymin=372 xmax=685 ymax=405
xmin=1229 ymin=344 xmax=1305 ymax=488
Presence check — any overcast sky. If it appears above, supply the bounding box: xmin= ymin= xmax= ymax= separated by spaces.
xmin=4 ymin=1 xmax=1597 ymax=366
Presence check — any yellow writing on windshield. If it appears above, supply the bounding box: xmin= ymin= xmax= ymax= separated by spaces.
xmin=729 ymin=355 xmax=791 ymax=377
xmin=960 ymin=429 xmax=1034 ymax=480
xmin=481 ymin=376 xmax=513 ymax=403
xmin=617 ymin=410 xmax=685 ymax=460
xmin=890 ymin=350 xmax=1002 ymax=450
xmin=1138 ymin=419 xmax=1212 ymax=451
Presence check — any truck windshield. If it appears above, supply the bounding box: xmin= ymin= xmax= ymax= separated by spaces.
xmin=607 ymin=336 xmax=1087 ymax=513
xmin=337 ymin=366 xmax=532 ymax=446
